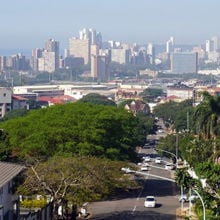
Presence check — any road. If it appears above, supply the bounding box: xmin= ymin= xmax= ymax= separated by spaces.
xmin=85 ymin=147 xmax=181 ymax=220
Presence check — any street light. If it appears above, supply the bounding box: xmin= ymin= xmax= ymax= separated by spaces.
xmin=156 ymin=148 xmax=178 ymax=168
xmin=192 ymin=189 xmax=206 ymax=220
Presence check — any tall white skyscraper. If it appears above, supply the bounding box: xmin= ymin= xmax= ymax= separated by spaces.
xmin=166 ymin=36 xmax=174 ymax=53
xmin=147 ymin=43 xmax=155 ymax=64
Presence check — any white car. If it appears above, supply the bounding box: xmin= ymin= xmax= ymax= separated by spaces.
xmin=144 ymin=196 xmax=156 ymax=208
xmin=165 ymin=163 xmax=175 ymax=170
xmin=144 ymin=156 xmax=151 ymax=162
xmin=140 ymin=166 xmax=148 ymax=171
xmin=155 ymin=157 xmax=161 ymax=164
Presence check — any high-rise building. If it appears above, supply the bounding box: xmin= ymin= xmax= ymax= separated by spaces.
xmin=147 ymin=43 xmax=155 ymax=64
xmin=69 ymin=38 xmax=90 ymax=64
xmin=44 ymin=39 xmax=59 ymax=69
xmin=0 ymin=56 xmax=6 ymax=71
xmin=30 ymin=48 xmax=42 ymax=72
xmin=171 ymin=52 xmax=198 ymax=74
xmin=111 ymin=48 xmax=130 ymax=64
xmin=166 ymin=36 xmax=174 ymax=53
xmin=212 ymin=36 xmax=219 ymax=51
xmin=91 ymin=55 xmax=109 ymax=82
xmin=38 ymin=51 xmax=56 ymax=73
xmin=205 ymin=40 xmax=213 ymax=53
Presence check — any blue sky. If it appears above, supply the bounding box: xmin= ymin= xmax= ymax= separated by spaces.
xmin=1 ymin=0 xmax=220 ymax=49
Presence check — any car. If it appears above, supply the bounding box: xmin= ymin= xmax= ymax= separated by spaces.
xmin=143 ymin=156 xmax=151 ymax=162
xmin=121 ymin=167 xmax=133 ymax=173
xmin=144 ymin=196 xmax=156 ymax=207
xmin=165 ymin=163 xmax=175 ymax=170
xmin=142 ymin=162 xmax=150 ymax=167
xmin=140 ymin=166 xmax=148 ymax=171
xmin=155 ymin=157 xmax=161 ymax=164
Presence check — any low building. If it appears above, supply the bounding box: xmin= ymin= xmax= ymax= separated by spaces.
xmin=0 ymin=162 xmax=25 ymax=220
xmin=0 ymin=87 xmax=12 ymax=118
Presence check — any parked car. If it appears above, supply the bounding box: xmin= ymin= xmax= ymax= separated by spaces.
xmin=144 ymin=196 xmax=156 ymax=207
xmin=155 ymin=157 xmax=161 ymax=164
xmin=165 ymin=163 xmax=175 ymax=170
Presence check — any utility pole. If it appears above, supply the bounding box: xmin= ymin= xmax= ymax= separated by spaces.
xmin=176 ymin=134 xmax=178 ymax=167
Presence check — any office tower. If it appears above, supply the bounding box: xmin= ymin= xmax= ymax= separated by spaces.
xmin=91 ymin=55 xmax=108 ymax=82
xmin=205 ymin=40 xmax=213 ymax=53
xmin=64 ymin=49 xmax=69 ymax=58
xmin=90 ymin=44 xmax=99 ymax=57
xmin=166 ymin=36 xmax=174 ymax=53
xmin=79 ymin=28 xmax=99 ymax=45
xmin=171 ymin=52 xmax=198 ymax=74
xmin=147 ymin=43 xmax=155 ymax=64
xmin=96 ymin=32 xmax=103 ymax=48
xmin=44 ymin=38 xmax=59 ymax=69
xmin=6 ymin=54 xmax=27 ymax=71
xmin=69 ymin=38 xmax=90 ymax=64
xmin=38 ymin=51 xmax=56 ymax=73
xmin=0 ymin=56 xmax=6 ymax=71
xmin=30 ymin=48 xmax=42 ymax=72
xmin=111 ymin=48 xmax=130 ymax=64
xmin=211 ymin=36 xmax=219 ymax=51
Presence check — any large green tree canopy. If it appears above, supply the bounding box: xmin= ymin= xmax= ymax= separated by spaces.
xmin=0 ymin=102 xmax=145 ymax=162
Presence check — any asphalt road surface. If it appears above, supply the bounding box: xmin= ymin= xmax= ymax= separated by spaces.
xmin=85 ymin=147 xmax=181 ymax=220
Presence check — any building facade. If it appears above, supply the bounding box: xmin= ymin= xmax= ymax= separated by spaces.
xmin=69 ymin=38 xmax=90 ymax=65
xmin=170 ymin=52 xmax=198 ymax=74
xmin=0 ymin=87 xmax=12 ymax=118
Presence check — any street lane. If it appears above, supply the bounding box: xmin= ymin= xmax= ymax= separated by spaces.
xmin=86 ymin=147 xmax=180 ymax=220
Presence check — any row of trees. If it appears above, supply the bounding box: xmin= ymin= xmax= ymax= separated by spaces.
xmin=154 ymin=93 xmax=220 ymax=218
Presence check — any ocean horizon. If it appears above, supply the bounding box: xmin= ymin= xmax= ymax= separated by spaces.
xmin=0 ymin=48 xmax=32 ymax=57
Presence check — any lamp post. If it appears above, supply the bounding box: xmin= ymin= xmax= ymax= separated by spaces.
xmin=156 ymin=148 xmax=178 ymax=168
xmin=192 ymin=189 xmax=206 ymax=220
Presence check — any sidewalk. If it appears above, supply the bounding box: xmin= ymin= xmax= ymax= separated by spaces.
xmin=176 ymin=207 xmax=198 ymax=220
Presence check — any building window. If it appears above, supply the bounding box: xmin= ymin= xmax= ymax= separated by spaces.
xmin=3 ymin=93 xmax=6 ymax=97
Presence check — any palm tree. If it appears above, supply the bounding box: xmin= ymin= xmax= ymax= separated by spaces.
xmin=193 ymin=92 xmax=220 ymax=161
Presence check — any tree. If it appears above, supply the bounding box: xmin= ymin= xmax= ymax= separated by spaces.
xmin=0 ymin=102 xmax=144 ymax=162
xmin=140 ymin=88 xmax=164 ymax=102
xmin=78 ymin=93 xmax=116 ymax=106
xmin=18 ymin=156 xmax=138 ymax=219
xmin=1 ymin=109 xmax=28 ymax=121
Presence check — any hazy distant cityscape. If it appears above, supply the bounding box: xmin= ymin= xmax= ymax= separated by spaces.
xmin=0 ymin=27 xmax=220 ymax=84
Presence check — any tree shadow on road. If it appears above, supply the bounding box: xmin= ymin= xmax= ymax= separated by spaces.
xmin=87 ymin=210 xmax=176 ymax=220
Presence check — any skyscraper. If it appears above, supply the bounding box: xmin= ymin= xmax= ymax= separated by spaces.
xmin=147 ymin=43 xmax=155 ymax=65
xmin=44 ymin=39 xmax=59 ymax=70
xmin=166 ymin=36 xmax=174 ymax=53
xmin=211 ymin=36 xmax=219 ymax=52
xmin=69 ymin=38 xmax=90 ymax=65
xmin=91 ymin=55 xmax=109 ymax=82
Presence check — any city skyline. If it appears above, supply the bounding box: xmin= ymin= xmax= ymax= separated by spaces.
xmin=0 ymin=0 xmax=220 ymax=51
